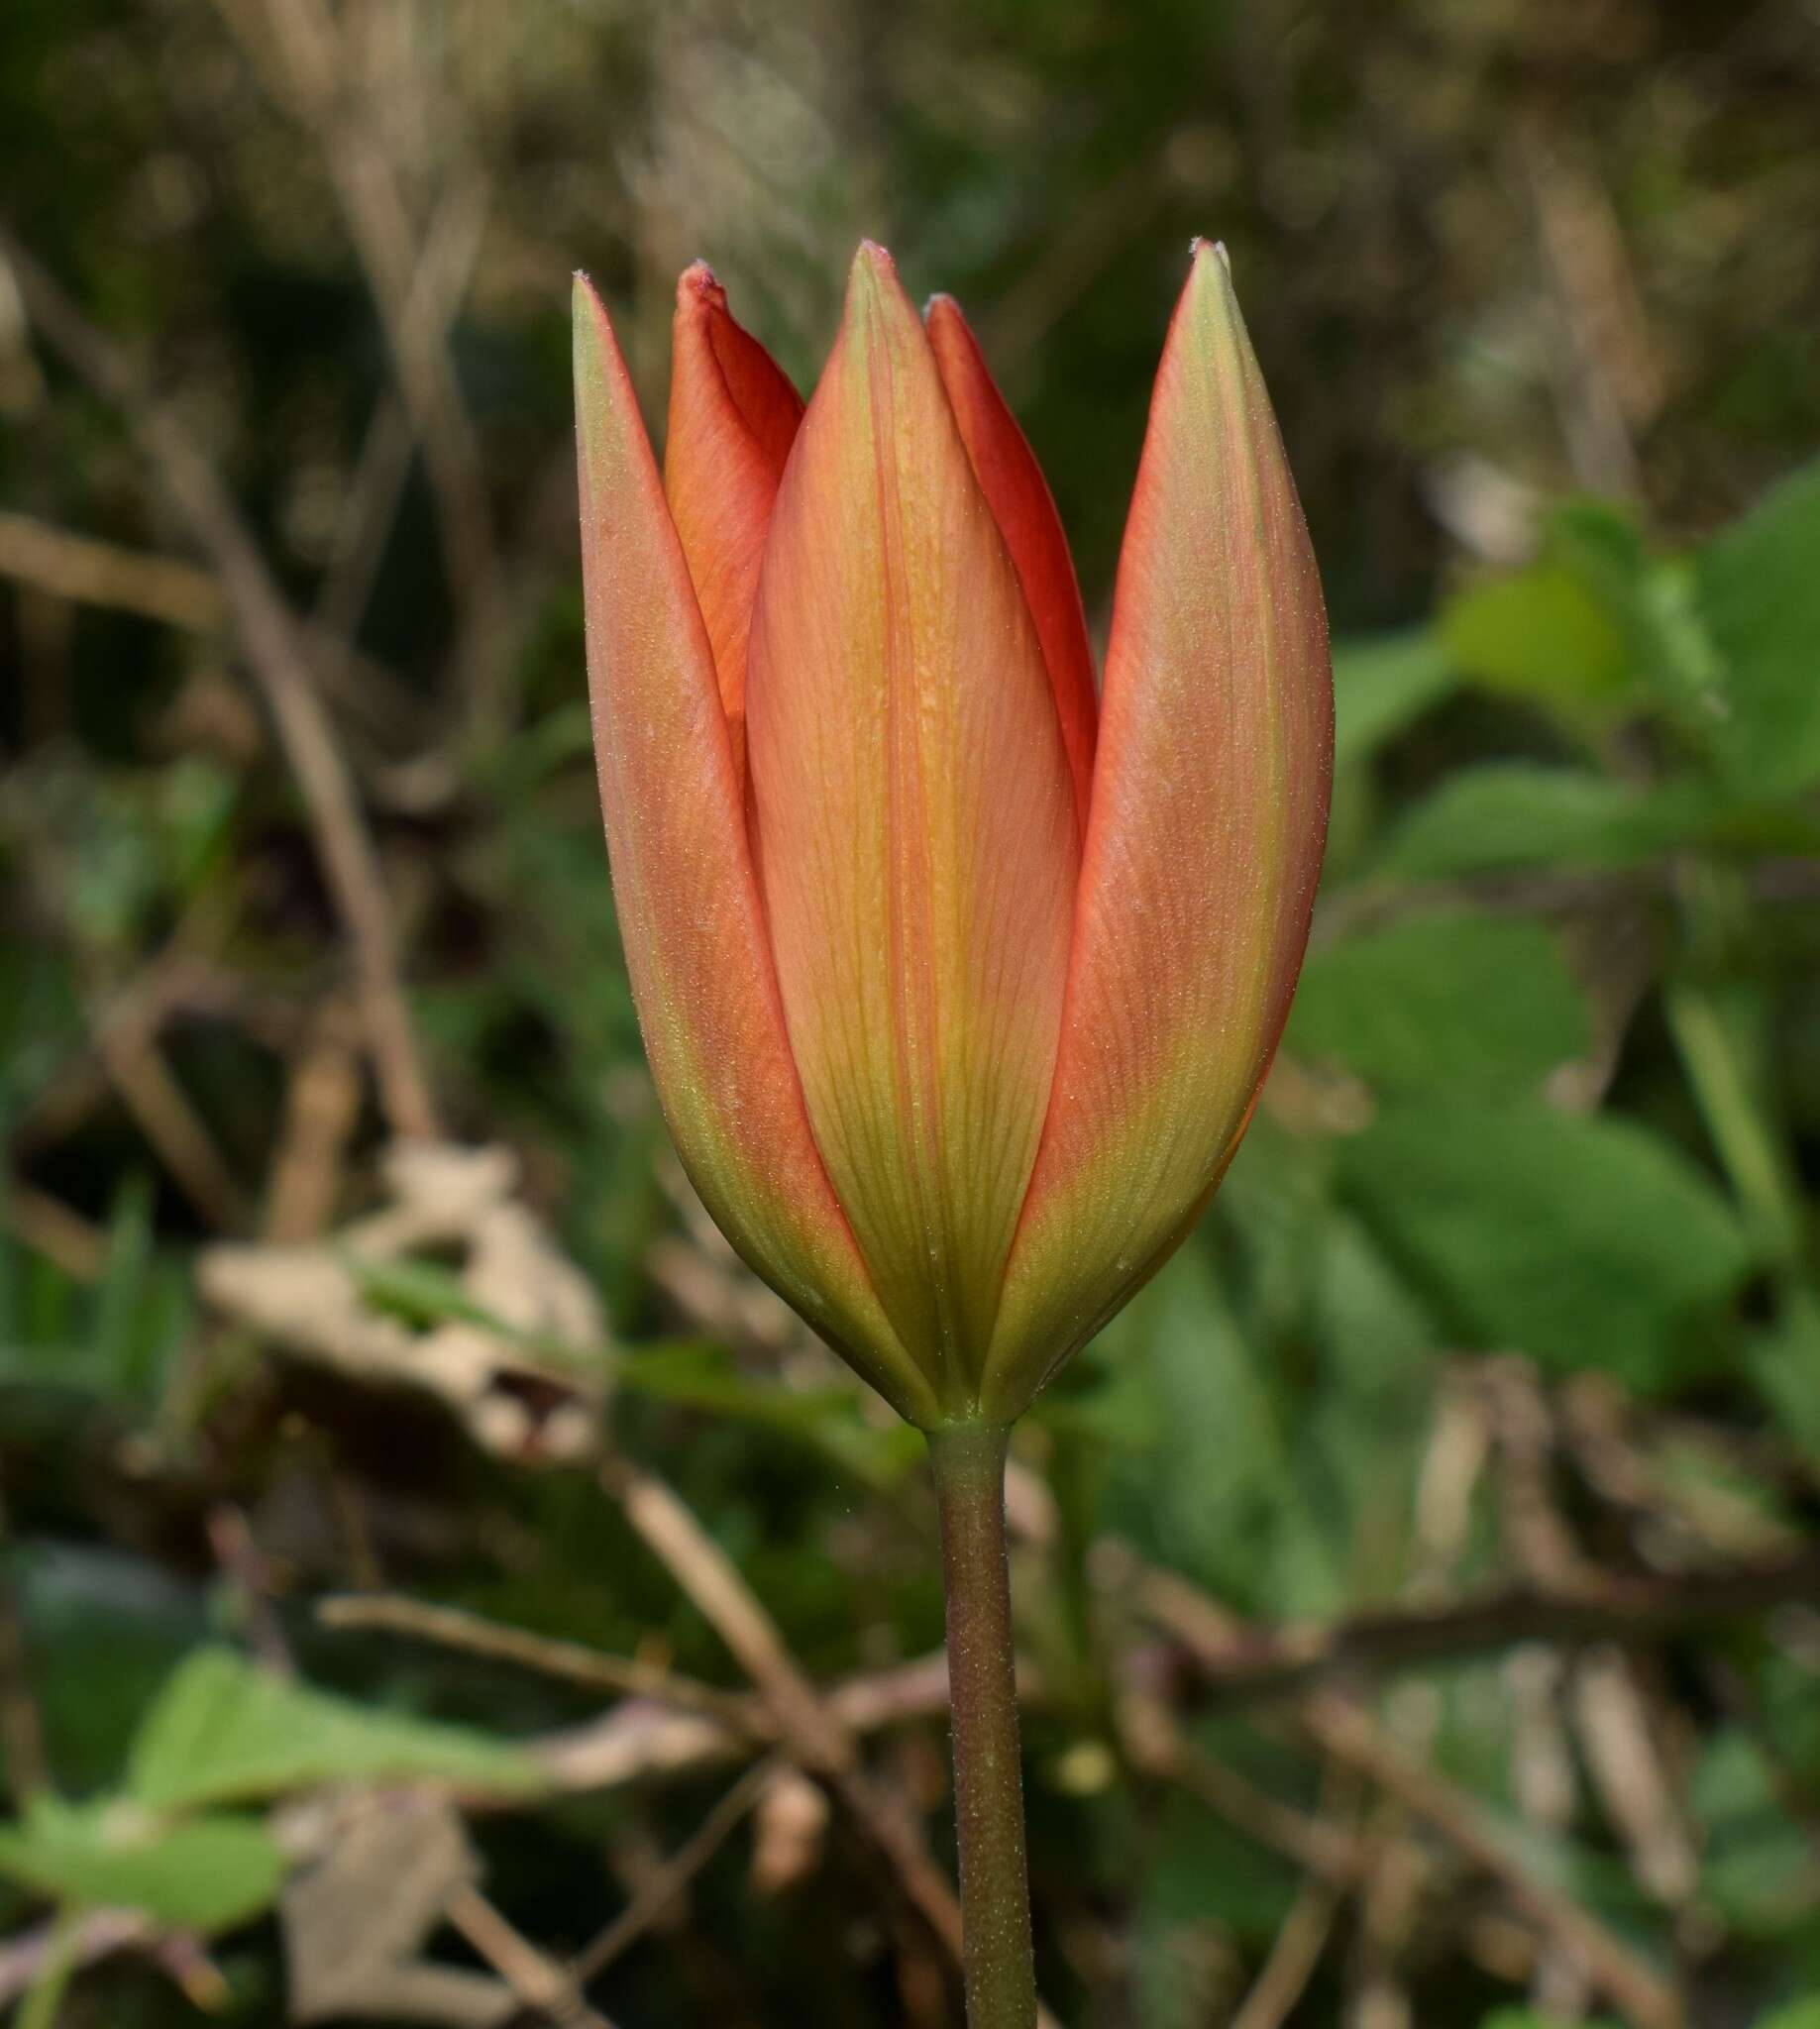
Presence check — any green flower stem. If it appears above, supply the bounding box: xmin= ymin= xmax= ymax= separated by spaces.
xmin=926 ymin=1418 xmax=1035 ymax=2029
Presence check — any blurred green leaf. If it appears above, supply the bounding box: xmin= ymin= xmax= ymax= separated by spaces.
xmin=1756 ymin=2001 xmax=1820 ymax=2029
xmin=1747 ymin=1292 xmax=1820 ymax=1459
xmin=1333 ymin=630 xmax=1456 ymax=766
xmin=1479 ymin=2015 xmax=1620 ymax=2029
xmin=1290 ymin=911 xmax=1588 ymax=1095
xmin=1377 ymin=765 xmax=1711 ymax=878
xmin=1341 ymin=1102 xmax=1755 ymax=1388
xmin=347 ymin=1252 xmax=573 ymax=1353
xmin=1099 ymin=1248 xmax=1338 ymax=1615
xmin=0 ymin=1793 xmax=284 ymax=1931
xmin=1440 ymin=563 xmax=1629 ymax=717
xmin=127 ymin=1647 xmax=544 ymax=1810
xmin=1699 ymin=458 xmax=1820 ymax=794
xmin=1691 ymin=1729 xmax=1820 ymax=1938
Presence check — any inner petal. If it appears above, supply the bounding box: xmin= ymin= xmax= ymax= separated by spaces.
xmin=744 ymin=244 xmax=1080 ymax=1394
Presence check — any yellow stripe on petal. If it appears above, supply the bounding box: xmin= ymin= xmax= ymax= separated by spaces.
xmin=984 ymin=243 xmax=1333 ymax=1418
xmin=574 ymin=276 xmax=934 ymax=1426
xmin=746 ymin=245 xmax=1079 ymax=1407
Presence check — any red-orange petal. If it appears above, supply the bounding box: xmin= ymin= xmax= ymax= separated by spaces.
xmin=664 ymin=264 xmax=805 ymax=787
xmin=984 ymin=243 xmax=1333 ymax=1416
xmin=746 ymin=245 xmax=1080 ymax=1406
xmin=573 ymin=275 xmax=933 ymax=1424
xmin=926 ymin=293 xmax=1097 ymax=824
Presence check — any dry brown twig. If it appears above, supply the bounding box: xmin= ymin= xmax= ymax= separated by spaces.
xmin=0 ymin=1180 xmax=107 ymax=1281
xmin=0 ymin=220 xmax=439 ymax=1142
xmin=445 ymin=1884 xmax=614 ymax=2029
xmin=1230 ymin=1871 xmax=1347 ymax=2029
xmin=0 ymin=1909 xmax=227 ymax=2015
xmin=1143 ymin=1549 xmax=1820 ymax=1706
xmin=83 ymin=977 xmax=253 ymax=1232
xmin=210 ymin=0 xmax=508 ymax=734
xmin=597 ymin=1451 xmax=1066 ymax=2029
xmin=1134 ymin=1557 xmax=1686 ymax=2029
xmin=313 ymin=177 xmax=490 ymax=648
xmin=566 ymin=1759 xmax=776 ymax=1985
xmin=0 ymin=508 xmax=225 ymax=630
xmin=317 ymin=1592 xmax=756 ymax=1730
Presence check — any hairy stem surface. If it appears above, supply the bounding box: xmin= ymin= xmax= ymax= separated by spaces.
xmin=927 ymin=1419 xmax=1034 ymax=2029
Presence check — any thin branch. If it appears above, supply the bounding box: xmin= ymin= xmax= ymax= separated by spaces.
xmin=444 ymin=1885 xmax=613 ymax=2029
xmin=1 ymin=1181 xmax=107 ymax=1282
xmin=1229 ymin=1874 xmax=1345 ymax=2029
xmin=534 ymin=1652 xmax=1012 ymax=1797
xmin=312 ymin=177 xmax=490 ymax=645
xmin=0 ymin=509 xmax=224 ymax=630
xmin=598 ymin=1452 xmax=1064 ymax=2029
xmin=1116 ymin=1666 xmax=1362 ymax=1886
xmin=1136 ymin=1549 xmax=1820 ymax=1704
xmin=86 ymin=992 xmax=252 ymax=1231
xmin=568 ymin=1760 xmax=773 ymax=1986
xmin=212 ymin=0 xmax=505 ymax=722
xmin=1137 ymin=1560 xmax=1686 ymax=2029
xmin=317 ymin=1592 xmax=759 ymax=1728
xmin=0 ymin=221 xmax=438 ymax=1141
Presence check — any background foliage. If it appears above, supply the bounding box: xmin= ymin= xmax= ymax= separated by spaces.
xmin=3 ymin=1 xmax=1820 ymax=2024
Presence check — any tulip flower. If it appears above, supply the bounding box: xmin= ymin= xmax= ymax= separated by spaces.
xmin=575 ymin=240 xmax=1331 ymax=2028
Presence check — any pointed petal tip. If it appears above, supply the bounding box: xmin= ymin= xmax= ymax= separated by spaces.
xmin=1186 ymin=238 xmax=1236 ymax=296
xmin=572 ymin=272 xmax=616 ymax=375
xmin=850 ymin=239 xmax=901 ymax=294
xmin=677 ymin=259 xmax=722 ymax=306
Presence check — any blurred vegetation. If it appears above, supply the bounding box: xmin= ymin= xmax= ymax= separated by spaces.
xmin=3 ymin=0 xmax=1820 ymax=2025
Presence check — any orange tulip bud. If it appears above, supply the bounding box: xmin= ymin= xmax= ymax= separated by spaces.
xmin=575 ymin=241 xmax=1332 ymax=1429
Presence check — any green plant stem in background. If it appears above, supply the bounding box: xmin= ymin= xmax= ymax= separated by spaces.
xmin=926 ymin=1419 xmax=1035 ymax=2029
xmin=18 ymin=1906 xmax=78 ymax=2029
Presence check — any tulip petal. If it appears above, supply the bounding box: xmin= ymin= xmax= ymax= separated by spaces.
xmin=984 ymin=243 xmax=1333 ymax=1417
xmin=574 ymin=275 xmax=935 ymax=1425
xmin=664 ymin=264 xmax=805 ymax=786
xmin=926 ymin=294 xmax=1098 ymax=822
xmin=746 ymin=244 xmax=1080 ymax=1402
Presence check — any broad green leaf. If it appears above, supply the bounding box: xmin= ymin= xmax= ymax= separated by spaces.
xmin=1377 ymin=765 xmax=1711 ymax=879
xmin=1333 ymin=630 xmax=1455 ymax=767
xmin=1698 ymin=459 xmax=1820 ymax=795
xmin=1290 ymin=912 xmax=1588 ymax=1096
xmin=1099 ymin=1248 xmax=1337 ymax=1616
xmin=1748 ymin=1292 xmax=1820 ymax=1460
xmin=1440 ymin=564 xmax=1629 ymax=716
xmin=1340 ymin=1102 xmax=1755 ymax=1389
xmin=1756 ymin=2003 xmax=1820 ymax=2029
xmin=0 ymin=1793 xmax=284 ymax=1931
xmin=127 ymin=1647 xmax=544 ymax=1810
xmin=1691 ymin=1729 xmax=1820 ymax=1938
xmin=1480 ymin=2015 xmax=1621 ymax=2029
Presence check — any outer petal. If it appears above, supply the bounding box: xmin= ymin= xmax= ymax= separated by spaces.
xmin=573 ymin=276 xmax=934 ymax=1426
xmin=664 ymin=264 xmax=805 ymax=785
xmin=746 ymin=245 xmax=1079 ymax=1405
xmin=983 ymin=243 xmax=1333 ymax=1417
xmin=925 ymin=294 xmax=1098 ymax=824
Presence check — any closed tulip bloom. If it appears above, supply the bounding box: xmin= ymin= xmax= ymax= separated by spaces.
xmin=574 ymin=240 xmax=1331 ymax=1435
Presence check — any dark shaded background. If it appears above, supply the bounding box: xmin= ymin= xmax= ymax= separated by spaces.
xmin=3 ymin=2 xmax=1820 ymax=2025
